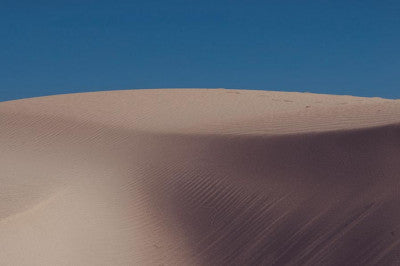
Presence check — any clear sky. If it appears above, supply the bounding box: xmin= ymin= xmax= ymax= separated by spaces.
xmin=1 ymin=0 xmax=399 ymax=101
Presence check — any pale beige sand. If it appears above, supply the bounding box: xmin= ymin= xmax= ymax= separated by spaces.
xmin=0 ymin=89 xmax=399 ymax=265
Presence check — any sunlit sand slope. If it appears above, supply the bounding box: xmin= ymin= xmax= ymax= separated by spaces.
xmin=0 ymin=89 xmax=399 ymax=265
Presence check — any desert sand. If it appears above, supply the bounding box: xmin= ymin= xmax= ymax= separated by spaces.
xmin=0 ymin=88 xmax=399 ymax=265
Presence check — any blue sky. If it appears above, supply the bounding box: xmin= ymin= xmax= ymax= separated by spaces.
xmin=1 ymin=0 xmax=399 ymax=101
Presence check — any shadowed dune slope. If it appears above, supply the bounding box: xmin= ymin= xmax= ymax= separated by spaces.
xmin=0 ymin=89 xmax=399 ymax=265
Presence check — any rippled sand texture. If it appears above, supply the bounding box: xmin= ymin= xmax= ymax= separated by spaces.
xmin=1 ymin=89 xmax=399 ymax=265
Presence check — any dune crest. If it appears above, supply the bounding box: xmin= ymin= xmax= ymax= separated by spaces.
xmin=1 ymin=89 xmax=399 ymax=265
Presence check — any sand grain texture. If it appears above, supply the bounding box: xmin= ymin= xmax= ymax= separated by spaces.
xmin=0 ymin=89 xmax=399 ymax=265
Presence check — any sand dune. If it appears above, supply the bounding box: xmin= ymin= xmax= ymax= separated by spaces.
xmin=0 ymin=89 xmax=399 ymax=265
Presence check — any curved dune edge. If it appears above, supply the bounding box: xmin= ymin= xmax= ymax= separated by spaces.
xmin=0 ymin=89 xmax=399 ymax=265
